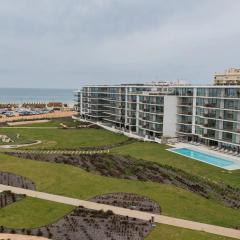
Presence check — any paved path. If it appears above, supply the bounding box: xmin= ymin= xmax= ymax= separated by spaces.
xmin=9 ymin=149 xmax=110 ymax=155
xmin=7 ymin=119 xmax=51 ymax=126
xmin=0 ymin=234 xmax=48 ymax=240
xmin=0 ymin=140 xmax=42 ymax=149
xmin=0 ymin=184 xmax=239 ymax=239
xmin=1 ymin=127 xmax=58 ymax=129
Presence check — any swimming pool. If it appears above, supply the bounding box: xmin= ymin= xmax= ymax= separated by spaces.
xmin=168 ymin=147 xmax=240 ymax=170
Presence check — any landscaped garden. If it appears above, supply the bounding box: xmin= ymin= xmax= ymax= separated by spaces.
xmin=113 ymin=142 xmax=240 ymax=187
xmin=0 ymin=197 xmax=235 ymax=240
xmin=5 ymin=117 xmax=86 ymax=128
xmin=0 ymin=118 xmax=239 ymax=239
xmin=0 ymin=127 xmax=128 ymax=149
xmin=0 ymin=192 xmax=157 ymax=240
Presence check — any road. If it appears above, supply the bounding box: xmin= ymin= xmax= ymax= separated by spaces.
xmin=0 ymin=184 xmax=239 ymax=239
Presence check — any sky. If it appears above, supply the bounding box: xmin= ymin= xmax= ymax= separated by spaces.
xmin=0 ymin=0 xmax=240 ymax=89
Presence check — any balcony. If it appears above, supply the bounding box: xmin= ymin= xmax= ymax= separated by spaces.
xmin=178 ymin=128 xmax=192 ymax=133
xmin=223 ymin=126 xmax=235 ymax=132
xmin=222 ymin=137 xmax=233 ymax=143
xmin=178 ymin=102 xmax=192 ymax=106
xmin=204 ymin=123 xmax=216 ymax=128
xmin=203 ymin=134 xmax=216 ymax=138
xmin=178 ymin=111 xmax=192 ymax=115
xmin=203 ymin=113 xmax=217 ymax=118
xmin=180 ymin=92 xmax=193 ymax=96
xmin=178 ymin=119 xmax=192 ymax=124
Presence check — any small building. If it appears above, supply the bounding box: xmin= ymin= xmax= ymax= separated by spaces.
xmin=47 ymin=102 xmax=70 ymax=111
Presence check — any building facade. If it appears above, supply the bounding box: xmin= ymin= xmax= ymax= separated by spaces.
xmin=214 ymin=68 xmax=240 ymax=85
xmin=74 ymin=83 xmax=240 ymax=151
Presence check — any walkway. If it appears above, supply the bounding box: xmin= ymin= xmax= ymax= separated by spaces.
xmin=0 ymin=140 xmax=42 ymax=149
xmin=7 ymin=119 xmax=50 ymax=126
xmin=72 ymin=116 xmax=157 ymax=142
xmin=0 ymin=234 xmax=48 ymax=240
xmin=1 ymin=127 xmax=58 ymax=129
xmin=0 ymin=184 xmax=239 ymax=239
xmin=9 ymin=149 xmax=110 ymax=155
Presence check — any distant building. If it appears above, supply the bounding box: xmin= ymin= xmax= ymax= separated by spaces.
xmin=47 ymin=102 xmax=70 ymax=111
xmin=22 ymin=103 xmax=47 ymax=109
xmin=214 ymin=68 xmax=240 ymax=85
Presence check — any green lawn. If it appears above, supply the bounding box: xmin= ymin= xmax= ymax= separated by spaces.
xmin=0 ymin=198 xmax=235 ymax=240
xmin=0 ymin=130 xmax=36 ymax=145
xmin=0 ymin=125 xmax=240 ymax=239
xmin=0 ymin=197 xmax=73 ymax=228
xmin=13 ymin=118 xmax=79 ymax=128
xmin=0 ymin=128 xmax=127 ymax=149
xmin=113 ymin=142 xmax=240 ymax=187
xmin=0 ymin=153 xmax=239 ymax=228
xmin=146 ymin=224 xmax=236 ymax=240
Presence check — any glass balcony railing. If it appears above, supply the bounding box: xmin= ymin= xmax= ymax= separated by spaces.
xmin=178 ymin=111 xmax=192 ymax=115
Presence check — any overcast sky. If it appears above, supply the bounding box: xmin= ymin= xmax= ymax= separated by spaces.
xmin=0 ymin=0 xmax=240 ymax=89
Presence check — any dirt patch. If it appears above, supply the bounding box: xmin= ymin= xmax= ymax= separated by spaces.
xmin=90 ymin=192 xmax=161 ymax=214
xmin=0 ymin=191 xmax=24 ymax=208
xmin=9 ymin=152 xmax=240 ymax=210
xmin=1 ymin=206 xmax=153 ymax=240
xmin=0 ymin=172 xmax=35 ymax=190
xmin=7 ymin=120 xmax=50 ymax=126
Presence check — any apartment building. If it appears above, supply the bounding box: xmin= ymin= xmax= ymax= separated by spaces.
xmin=74 ymin=71 xmax=240 ymax=151
xmin=214 ymin=68 xmax=240 ymax=85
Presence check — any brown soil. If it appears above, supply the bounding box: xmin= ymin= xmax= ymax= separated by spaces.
xmin=90 ymin=192 xmax=161 ymax=214
xmin=1 ymin=192 xmax=157 ymax=240
xmin=0 ymin=191 xmax=24 ymax=208
xmin=0 ymin=172 xmax=35 ymax=190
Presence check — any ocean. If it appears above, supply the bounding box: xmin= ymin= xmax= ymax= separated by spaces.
xmin=0 ymin=88 xmax=75 ymax=104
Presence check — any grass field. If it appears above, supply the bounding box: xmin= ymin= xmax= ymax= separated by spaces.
xmin=146 ymin=224 xmax=236 ymax=240
xmin=113 ymin=142 xmax=240 ymax=187
xmin=0 ymin=130 xmax=36 ymax=145
xmin=12 ymin=118 xmax=80 ymax=127
xmin=0 ymin=153 xmax=239 ymax=228
xmin=0 ymin=128 xmax=127 ymax=149
xmin=0 ymin=119 xmax=240 ymax=239
xmin=0 ymin=197 xmax=73 ymax=228
xmin=0 ymin=198 xmax=235 ymax=240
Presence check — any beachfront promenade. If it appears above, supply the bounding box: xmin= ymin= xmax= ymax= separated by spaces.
xmin=0 ymin=184 xmax=239 ymax=239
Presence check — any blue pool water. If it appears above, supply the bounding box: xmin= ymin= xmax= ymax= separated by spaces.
xmin=169 ymin=148 xmax=239 ymax=169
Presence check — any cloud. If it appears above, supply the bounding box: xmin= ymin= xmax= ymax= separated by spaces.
xmin=0 ymin=0 xmax=240 ymax=88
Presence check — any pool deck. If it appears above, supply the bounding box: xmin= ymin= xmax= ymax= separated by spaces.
xmin=167 ymin=143 xmax=240 ymax=170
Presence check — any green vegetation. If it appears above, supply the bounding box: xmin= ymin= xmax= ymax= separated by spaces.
xmin=0 ymin=131 xmax=35 ymax=145
xmin=0 ymin=153 xmax=239 ymax=228
xmin=0 ymin=198 xmax=235 ymax=240
xmin=0 ymin=119 xmax=240 ymax=239
xmin=113 ymin=142 xmax=240 ymax=187
xmin=0 ymin=128 xmax=127 ymax=149
xmin=146 ymin=224 xmax=236 ymax=240
xmin=0 ymin=197 xmax=73 ymax=228
xmin=13 ymin=118 xmax=79 ymax=127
